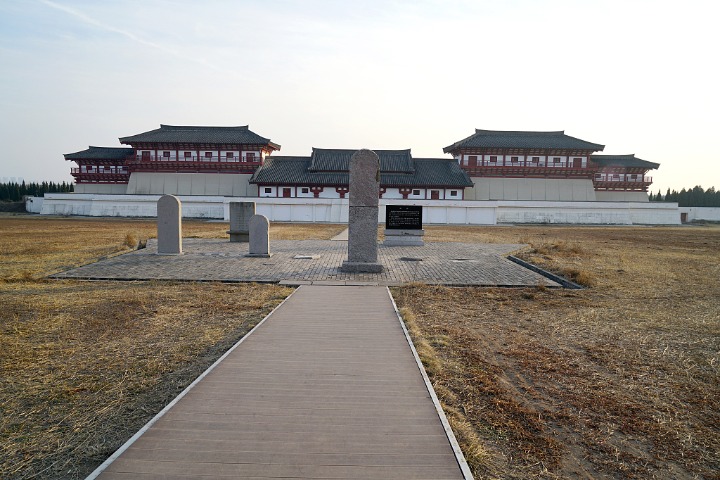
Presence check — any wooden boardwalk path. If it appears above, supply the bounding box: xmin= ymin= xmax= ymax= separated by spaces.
xmin=91 ymin=285 xmax=470 ymax=479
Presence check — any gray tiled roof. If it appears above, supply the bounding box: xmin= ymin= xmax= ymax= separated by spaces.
xmin=385 ymin=159 xmax=473 ymax=187
xmin=64 ymin=146 xmax=133 ymax=161
xmin=592 ymin=154 xmax=659 ymax=169
xmin=119 ymin=125 xmax=280 ymax=149
xmin=308 ymin=148 xmax=414 ymax=173
xmin=444 ymin=129 xmax=605 ymax=152
xmin=251 ymin=156 xmax=472 ymax=188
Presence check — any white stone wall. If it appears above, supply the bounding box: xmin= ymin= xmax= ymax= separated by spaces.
xmin=679 ymin=207 xmax=720 ymax=222
xmin=34 ymin=194 xmax=681 ymax=225
xmin=25 ymin=196 xmax=44 ymax=213
xmin=595 ymin=191 xmax=650 ymax=202
xmin=126 ymin=173 xmax=257 ymax=197
xmin=466 ymin=177 xmax=597 ymax=201
xmin=74 ymin=183 xmax=129 ymax=194
xmin=496 ymin=201 xmax=679 ymax=225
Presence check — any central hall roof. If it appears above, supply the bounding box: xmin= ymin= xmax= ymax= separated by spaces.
xmin=308 ymin=148 xmax=414 ymax=173
xmin=64 ymin=146 xmax=133 ymax=161
xmin=592 ymin=154 xmax=659 ymax=169
xmin=444 ymin=129 xmax=605 ymax=153
xmin=250 ymin=155 xmax=472 ymax=188
xmin=119 ymin=125 xmax=280 ymax=149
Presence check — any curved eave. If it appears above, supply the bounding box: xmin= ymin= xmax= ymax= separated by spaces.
xmin=443 ymin=129 xmax=605 ymax=153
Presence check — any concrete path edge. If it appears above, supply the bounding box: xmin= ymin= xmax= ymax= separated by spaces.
xmin=84 ymin=287 xmax=301 ymax=480
xmin=386 ymin=287 xmax=475 ymax=480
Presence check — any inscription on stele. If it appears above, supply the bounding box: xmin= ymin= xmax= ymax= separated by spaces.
xmin=386 ymin=205 xmax=423 ymax=230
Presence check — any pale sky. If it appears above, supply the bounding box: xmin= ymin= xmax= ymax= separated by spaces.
xmin=1 ymin=0 xmax=718 ymax=193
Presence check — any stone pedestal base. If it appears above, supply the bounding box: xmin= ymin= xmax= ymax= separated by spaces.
xmin=227 ymin=231 xmax=249 ymax=242
xmin=340 ymin=261 xmax=384 ymax=273
xmin=383 ymin=229 xmax=425 ymax=246
xmin=245 ymin=253 xmax=273 ymax=258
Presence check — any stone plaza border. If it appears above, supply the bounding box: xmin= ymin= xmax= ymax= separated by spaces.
xmin=51 ymin=239 xmax=561 ymax=287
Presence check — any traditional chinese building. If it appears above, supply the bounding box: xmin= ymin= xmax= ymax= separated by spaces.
xmin=444 ymin=129 xmax=658 ymax=202
xmin=65 ymin=146 xmax=133 ymax=194
xmin=63 ymin=125 xmax=659 ymax=202
xmin=591 ymin=154 xmax=659 ymax=201
xmin=250 ymin=148 xmax=472 ymax=200
xmin=66 ymin=125 xmax=280 ymax=195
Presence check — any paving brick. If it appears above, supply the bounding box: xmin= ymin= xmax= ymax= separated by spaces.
xmin=53 ymin=239 xmax=559 ymax=287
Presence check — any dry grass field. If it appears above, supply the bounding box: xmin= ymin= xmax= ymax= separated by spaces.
xmin=0 ymin=216 xmax=349 ymax=478
xmin=1 ymin=216 xmax=718 ymax=479
xmin=394 ymin=225 xmax=720 ymax=479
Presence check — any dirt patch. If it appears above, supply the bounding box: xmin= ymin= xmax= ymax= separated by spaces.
xmin=394 ymin=225 xmax=720 ymax=479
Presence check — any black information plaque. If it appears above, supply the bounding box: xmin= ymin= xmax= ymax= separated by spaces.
xmin=385 ymin=205 xmax=423 ymax=230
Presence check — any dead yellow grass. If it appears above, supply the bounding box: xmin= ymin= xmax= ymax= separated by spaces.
xmin=269 ymin=222 xmax=346 ymax=240
xmin=395 ymin=225 xmax=720 ymax=479
xmin=0 ymin=216 xmax=338 ymax=479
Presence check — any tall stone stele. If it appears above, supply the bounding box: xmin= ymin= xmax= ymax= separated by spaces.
xmin=157 ymin=194 xmax=182 ymax=255
xmin=341 ymin=149 xmax=383 ymax=273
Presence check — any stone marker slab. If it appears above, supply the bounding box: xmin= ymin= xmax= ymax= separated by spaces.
xmin=157 ymin=195 xmax=182 ymax=255
xmin=341 ymin=149 xmax=383 ymax=273
xmin=227 ymin=201 xmax=255 ymax=242
xmin=246 ymin=214 xmax=272 ymax=258
xmin=384 ymin=228 xmax=425 ymax=247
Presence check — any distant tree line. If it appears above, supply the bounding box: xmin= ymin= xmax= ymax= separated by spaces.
xmin=0 ymin=181 xmax=74 ymax=201
xmin=650 ymin=186 xmax=720 ymax=207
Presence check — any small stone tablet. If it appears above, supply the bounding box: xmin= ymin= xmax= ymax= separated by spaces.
xmin=246 ymin=214 xmax=272 ymax=258
xmin=157 ymin=195 xmax=182 ymax=255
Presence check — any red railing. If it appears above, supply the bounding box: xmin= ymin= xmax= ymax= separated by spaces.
xmin=71 ymin=168 xmax=128 ymax=174
xmin=461 ymin=165 xmax=597 ymax=177
xmin=127 ymin=160 xmax=261 ymax=174
xmin=70 ymin=171 xmax=130 ymax=184
xmin=593 ymin=178 xmax=653 ymax=191
xmin=129 ymin=155 xmax=260 ymax=163
xmin=594 ymin=175 xmax=652 ymax=183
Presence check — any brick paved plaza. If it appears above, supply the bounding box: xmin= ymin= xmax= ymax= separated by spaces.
xmin=53 ymin=238 xmax=560 ymax=287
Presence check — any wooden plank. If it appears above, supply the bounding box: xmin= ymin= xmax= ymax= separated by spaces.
xmin=96 ymin=286 xmax=465 ymax=479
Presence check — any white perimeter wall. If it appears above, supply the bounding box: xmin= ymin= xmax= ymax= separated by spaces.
xmin=33 ymin=194 xmax=681 ymax=225
xmin=25 ymin=196 xmax=44 ymax=213
xmin=679 ymin=207 xmax=720 ymax=221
